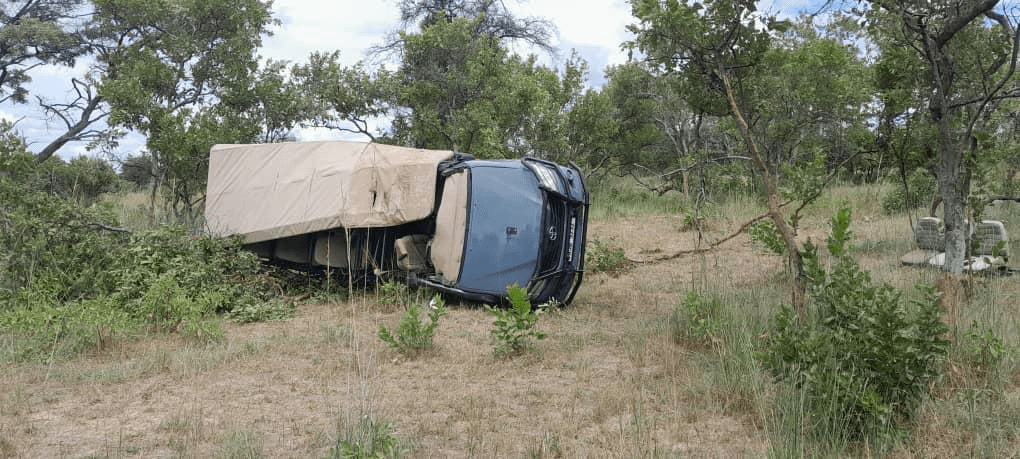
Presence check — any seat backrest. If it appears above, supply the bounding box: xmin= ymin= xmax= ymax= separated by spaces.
xmin=430 ymin=171 xmax=469 ymax=284
xmin=915 ymin=217 xmax=945 ymax=251
xmin=973 ymin=220 xmax=1009 ymax=257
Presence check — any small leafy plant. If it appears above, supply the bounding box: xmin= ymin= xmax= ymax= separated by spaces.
xmin=378 ymin=294 xmax=446 ymax=355
xmin=329 ymin=415 xmax=403 ymax=459
xmin=759 ymin=206 xmax=949 ymax=441
xmin=680 ymin=211 xmax=705 ymax=231
xmin=958 ymin=320 xmax=1006 ymax=385
xmin=376 ymin=279 xmax=412 ymax=308
xmin=669 ymin=291 xmax=721 ymax=348
xmin=586 ymin=238 xmax=628 ymax=274
xmin=487 ymin=285 xmax=546 ymax=356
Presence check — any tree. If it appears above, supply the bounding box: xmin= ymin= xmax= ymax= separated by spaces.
xmin=95 ymin=0 xmax=276 ymax=224
xmin=628 ymin=0 xmax=813 ymax=317
xmin=627 ymin=2 xmax=871 ymax=319
xmin=0 ymin=0 xmax=86 ymax=105
xmin=865 ymin=1 xmax=1020 ymax=276
xmin=601 ymin=62 xmax=736 ymax=198
xmin=35 ymin=76 xmax=113 ymax=163
xmin=392 ymin=15 xmax=585 ymax=158
xmin=120 ymin=153 xmax=152 ymax=189
xmin=373 ymin=0 xmax=556 ymax=59
xmin=562 ymin=87 xmax=618 ymax=174
xmin=222 ymin=59 xmax=311 ymax=144
xmin=0 ymin=0 xmax=116 ymax=163
xmin=290 ymin=52 xmax=399 ymax=142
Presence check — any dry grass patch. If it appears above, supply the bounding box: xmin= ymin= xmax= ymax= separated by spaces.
xmin=0 ymin=205 xmax=778 ymax=456
xmin=5 ymin=180 xmax=1020 ymax=456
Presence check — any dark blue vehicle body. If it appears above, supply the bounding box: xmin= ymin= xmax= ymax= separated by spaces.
xmin=413 ymin=157 xmax=589 ymax=305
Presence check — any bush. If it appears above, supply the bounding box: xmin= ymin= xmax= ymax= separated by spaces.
xmin=669 ymin=291 xmax=721 ymax=348
xmin=376 ymin=279 xmax=413 ymax=308
xmin=0 ymin=151 xmax=128 ymax=300
xmin=759 ymin=207 xmax=949 ymax=441
xmin=1 ymin=145 xmax=283 ymax=359
xmin=586 ymin=238 xmax=628 ymax=274
xmin=378 ymin=294 xmax=446 ymax=355
xmin=329 ymin=415 xmax=404 ymax=458
xmin=956 ymin=320 xmax=1007 ymax=385
xmin=487 ymin=285 xmax=546 ymax=356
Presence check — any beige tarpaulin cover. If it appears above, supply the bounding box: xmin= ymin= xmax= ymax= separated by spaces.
xmin=205 ymin=141 xmax=455 ymax=244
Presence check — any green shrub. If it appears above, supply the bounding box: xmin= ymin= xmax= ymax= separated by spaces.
xmin=680 ymin=211 xmax=704 ymax=231
xmin=112 ymin=228 xmax=277 ymax=332
xmin=958 ymin=320 xmax=1006 ymax=384
xmin=669 ymin=291 xmax=721 ymax=348
xmin=1 ymin=156 xmax=278 ymax=357
xmin=487 ymin=285 xmax=546 ymax=356
xmin=759 ymin=206 xmax=949 ymax=441
xmin=0 ymin=295 xmax=136 ymax=361
xmin=0 ymin=150 xmax=128 ymax=300
xmin=0 ymin=129 xmax=285 ymax=359
xmin=376 ymin=279 xmax=413 ymax=307
xmin=329 ymin=415 xmax=404 ymax=459
xmin=135 ymin=272 xmax=225 ymax=343
xmin=586 ymin=238 xmax=628 ymax=274
xmin=881 ymin=168 xmax=936 ymax=214
xmin=378 ymin=295 xmax=446 ymax=355
xmin=226 ymin=300 xmax=294 ymax=324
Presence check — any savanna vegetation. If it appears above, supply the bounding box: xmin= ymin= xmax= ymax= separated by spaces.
xmin=3 ymin=0 xmax=1020 ymax=456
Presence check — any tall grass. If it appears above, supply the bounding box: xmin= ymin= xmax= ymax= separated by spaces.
xmin=5 ymin=175 xmax=1020 ymax=456
xmin=593 ymin=175 xmax=1020 ymax=456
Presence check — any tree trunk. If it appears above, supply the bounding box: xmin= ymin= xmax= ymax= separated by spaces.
xmin=721 ymin=74 xmax=807 ymax=322
xmin=681 ymin=170 xmax=690 ymax=200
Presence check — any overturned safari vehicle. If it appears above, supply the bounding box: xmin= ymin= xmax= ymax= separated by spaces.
xmin=205 ymin=141 xmax=589 ymax=305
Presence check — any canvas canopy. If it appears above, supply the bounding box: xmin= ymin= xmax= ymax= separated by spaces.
xmin=205 ymin=141 xmax=455 ymax=244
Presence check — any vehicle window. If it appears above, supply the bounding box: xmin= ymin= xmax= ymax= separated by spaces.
xmin=431 ymin=171 xmax=470 ymax=283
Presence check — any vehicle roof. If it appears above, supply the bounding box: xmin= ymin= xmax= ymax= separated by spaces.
xmin=205 ymin=141 xmax=455 ymax=243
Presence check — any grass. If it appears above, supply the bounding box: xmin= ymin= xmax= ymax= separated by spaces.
xmin=220 ymin=430 xmax=264 ymax=458
xmin=2 ymin=176 xmax=1020 ymax=456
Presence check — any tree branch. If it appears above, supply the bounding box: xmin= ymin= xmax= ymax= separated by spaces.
xmin=35 ymin=78 xmax=109 ymax=162
xmin=639 ymin=210 xmax=771 ymax=262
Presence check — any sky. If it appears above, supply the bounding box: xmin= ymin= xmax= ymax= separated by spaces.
xmin=261 ymin=0 xmax=823 ymax=85
xmin=3 ymin=0 xmax=823 ymax=161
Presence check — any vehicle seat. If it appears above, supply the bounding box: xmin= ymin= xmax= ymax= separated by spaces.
xmin=974 ymin=220 xmax=1009 ymax=260
xmin=914 ymin=217 xmax=945 ymax=251
xmin=431 ymin=171 xmax=469 ymax=283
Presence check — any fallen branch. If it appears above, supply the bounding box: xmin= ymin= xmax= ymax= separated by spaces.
xmin=634 ymin=210 xmax=772 ymax=263
xmin=88 ymin=223 xmax=133 ymax=234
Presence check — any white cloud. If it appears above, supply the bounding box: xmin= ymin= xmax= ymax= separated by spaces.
xmin=512 ymin=0 xmax=632 ymax=67
xmin=261 ymin=1 xmax=398 ymax=66
xmin=264 ymin=0 xmax=634 ymax=79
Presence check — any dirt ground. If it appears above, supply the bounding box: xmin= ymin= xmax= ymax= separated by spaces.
xmin=0 ymin=213 xmax=892 ymax=457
